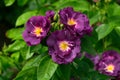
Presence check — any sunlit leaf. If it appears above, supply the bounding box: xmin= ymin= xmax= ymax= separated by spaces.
xmin=115 ymin=27 xmax=120 ymax=36
xmin=37 ymin=56 xmax=58 ymax=80
xmin=11 ymin=52 xmax=20 ymax=62
xmin=96 ymin=24 xmax=114 ymax=40
xmin=6 ymin=28 xmax=24 ymax=40
xmin=5 ymin=40 xmax=26 ymax=52
xmin=4 ymin=0 xmax=15 ymax=6
xmin=20 ymin=46 xmax=34 ymax=60
xmin=112 ymin=3 xmax=120 ymax=16
xmin=22 ymin=55 xmax=42 ymax=70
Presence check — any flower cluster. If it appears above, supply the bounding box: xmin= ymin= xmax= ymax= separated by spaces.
xmin=89 ymin=50 xmax=120 ymax=77
xmin=22 ymin=7 xmax=92 ymax=64
xmin=22 ymin=6 xmax=120 ymax=79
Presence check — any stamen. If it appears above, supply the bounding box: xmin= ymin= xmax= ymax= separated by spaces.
xmin=33 ymin=27 xmax=43 ymax=37
xmin=59 ymin=41 xmax=72 ymax=52
xmin=67 ymin=18 xmax=76 ymax=26
xmin=30 ymin=21 xmax=43 ymax=37
xmin=105 ymin=64 xmax=115 ymax=73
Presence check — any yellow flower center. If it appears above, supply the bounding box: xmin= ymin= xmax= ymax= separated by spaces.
xmin=67 ymin=18 xmax=76 ymax=26
xmin=59 ymin=41 xmax=70 ymax=51
xmin=33 ymin=27 xmax=43 ymax=37
xmin=105 ymin=64 xmax=115 ymax=73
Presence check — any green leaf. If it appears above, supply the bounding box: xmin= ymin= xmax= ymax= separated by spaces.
xmin=96 ymin=24 xmax=114 ymax=40
xmin=111 ymin=3 xmax=120 ymax=16
xmin=77 ymin=61 xmax=89 ymax=75
xmin=87 ymin=71 xmax=110 ymax=80
xmin=81 ymin=36 xmax=96 ymax=54
xmin=4 ymin=0 xmax=15 ymax=6
xmin=25 ymin=47 xmax=34 ymax=60
xmin=15 ymin=56 xmax=58 ymax=80
xmin=56 ymin=64 xmax=71 ymax=80
xmin=115 ymin=26 xmax=120 ymax=36
xmin=14 ymin=67 xmax=37 ymax=80
xmin=71 ymin=58 xmax=92 ymax=80
xmin=14 ymin=56 xmax=43 ymax=80
xmin=16 ymin=10 xmax=37 ymax=26
xmin=53 ymin=0 xmax=90 ymax=11
xmin=20 ymin=46 xmax=34 ymax=60
xmin=6 ymin=28 xmax=24 ymax=40
xmin=0 ymin=56 xmax=16 ymax=71
xmin=108 ymin=16 xmax=120 ymax=26
xmin=11 ymin=52 xmax=20 ymax=62
xmin=5 ymin=40 xmax=26 ymax=52
xmin=31 ymin=44 xmax=48 ymax=55
xmin=22 ymin=55 xmax=42 ymax=70
xmin=17 ymin=0 xmax=28 ymax=6
xmin=107 ymin=30 xmax=120 ymax=49
xmin=0 ymin=56 xmax=16 ymax=80
xmin=37 ymin=56 xmax=58 ymax=80
xmin=90 ymin=13 xmax=99 ymax=25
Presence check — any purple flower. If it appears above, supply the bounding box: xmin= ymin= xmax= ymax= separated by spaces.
xmin=47 ymin=30 xmax=81 ymax=64
xmin=45 ymin=10 xmax=55 ymax=21
xmin=101 ymin=50 xmax=120 ymax=61
xmin=59 ymin=7 xmax=92 ymax=37
xmin=95 ymin=50 xmax=120 ymax=76
xmin=22 ymin=16 xmax=50 ymax=46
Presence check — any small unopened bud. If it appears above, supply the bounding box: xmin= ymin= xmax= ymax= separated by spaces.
xmin=53 ymin=13 xmax=59 ymax=22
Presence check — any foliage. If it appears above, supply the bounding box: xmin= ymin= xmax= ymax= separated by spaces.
xmin=1 ymin=0 xmax=120 ymax=80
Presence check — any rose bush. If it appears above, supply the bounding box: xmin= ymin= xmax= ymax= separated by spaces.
xmin=1 ymin=0 xmax=120 ymax=80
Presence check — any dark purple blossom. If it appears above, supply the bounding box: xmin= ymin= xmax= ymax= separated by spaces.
xmin=46 ymin=10 xmax=55 ymax=21
xmin=47 ymin=30 xmax=81 ymax=64
xmin=22 ymin=16 xmax=50 ymax=46
xmin=59 ymin=7 xmax=92 ymax=37
xmin=95 ymin=50 xmax=120 ymax=76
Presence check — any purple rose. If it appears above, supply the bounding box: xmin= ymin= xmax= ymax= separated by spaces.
xmin=47 ymin=30 xmax=81 ymax=64
xmin=95 ymin=50 xmax=120 ymax=76
xmin=45 ymin=10 xmax=55 ymax=21
xmin=22 ymin=16 xmax=50 ymax=46
xmin=59 ymin=7 xmax=92 ymax=37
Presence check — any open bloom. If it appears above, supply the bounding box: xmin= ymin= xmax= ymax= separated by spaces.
xmin=47 ymin=30 xmax=80 ymax=64
xmin=22 ymin=16 xmax=50 ymax=46
xmin=59 ymin=7 xmax=92 ymax=37
xmin=95 ymin=50 xmax=120 ymax=76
